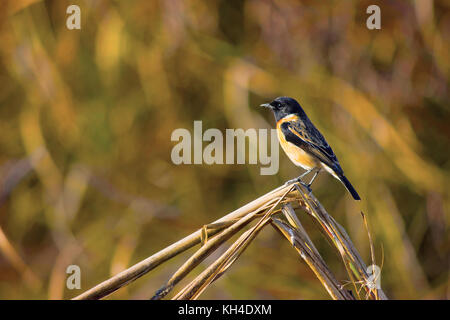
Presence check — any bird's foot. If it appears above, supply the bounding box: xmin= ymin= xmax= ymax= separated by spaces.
xmin=284 ymin=169 xmax=313 ymax=186
xmin=284 ymin=176 xmax=302 ymax=186
xmin=284 ymin=177 xmax=311 ymax=190
xmin=284 ymin=177 xmax=313 ymax=196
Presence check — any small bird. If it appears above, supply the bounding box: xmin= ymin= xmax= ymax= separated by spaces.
xmin=261 ymin=96 xmax=360 ymax=200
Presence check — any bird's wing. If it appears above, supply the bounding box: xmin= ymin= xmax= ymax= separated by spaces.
xmin=280 ymin=120 xmax=343 ymax=174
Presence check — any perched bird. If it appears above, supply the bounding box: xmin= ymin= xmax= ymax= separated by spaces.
xmin=261 ymin=96 xmax=360 ymax=200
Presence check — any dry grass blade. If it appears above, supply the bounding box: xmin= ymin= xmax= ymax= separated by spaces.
xmin=361 ymin=211 xmax=376 ymax=267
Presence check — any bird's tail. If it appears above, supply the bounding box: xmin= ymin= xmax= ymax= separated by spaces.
xmin=338 ymin=175 xmax=361 ymax=201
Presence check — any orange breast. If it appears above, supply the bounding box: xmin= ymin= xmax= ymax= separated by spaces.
xmin=276 ymin=116 xmax=319 ymax=170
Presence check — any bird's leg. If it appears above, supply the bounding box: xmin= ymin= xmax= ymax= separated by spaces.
xmin=307 ymin=168 xmax=321 ymax=188
xmin=284 ymin=168 xmax=314 ymax=186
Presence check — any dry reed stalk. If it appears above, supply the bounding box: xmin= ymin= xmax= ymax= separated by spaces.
xmin=271 ymin=205 xmax=354 ymax=300
xmin=74 ymin=181 xmax=388 ymax=300
xmin=73 ymin=184 xmax=293 ymax=300
xmin=172 ymin=186 xmax=294 ymax=300
xmin=292 ymin=184 xmax=388 ymax=300
xmin=151 ymin=204 xmax=275 ymax=299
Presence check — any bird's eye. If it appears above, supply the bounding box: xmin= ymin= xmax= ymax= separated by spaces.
xmin=272 ymin=101 xmax=281 ymax=109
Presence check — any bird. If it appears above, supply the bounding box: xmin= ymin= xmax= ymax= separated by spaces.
xmin=260 ymin=96 xmax=361 ymax=200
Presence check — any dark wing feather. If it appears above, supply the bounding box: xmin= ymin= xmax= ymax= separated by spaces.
xmin=280 ymin=120 xmax=343 ymax=175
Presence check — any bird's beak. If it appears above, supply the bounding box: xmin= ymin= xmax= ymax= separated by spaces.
xmin=260 ymin=103 xmax=271 ymax=108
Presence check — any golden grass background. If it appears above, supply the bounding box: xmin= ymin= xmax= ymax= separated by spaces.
xmin=0 ymin=0 xmax=448 ymax=299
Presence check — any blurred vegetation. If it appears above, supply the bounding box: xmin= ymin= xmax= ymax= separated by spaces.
xmin=0 ymin=0 xmax=448 ymax=299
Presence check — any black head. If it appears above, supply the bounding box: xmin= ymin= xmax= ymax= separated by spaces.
xmin=260 ymin=97 xmax=306 ymax=121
